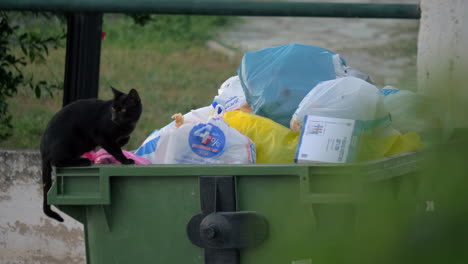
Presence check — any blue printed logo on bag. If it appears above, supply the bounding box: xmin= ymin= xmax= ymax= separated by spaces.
xmin=189 ymin=123 xmax=226 ymax=158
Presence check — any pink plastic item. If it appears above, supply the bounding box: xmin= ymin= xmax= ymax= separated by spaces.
xmin=82 ymin=149 xmax=151 ymax=165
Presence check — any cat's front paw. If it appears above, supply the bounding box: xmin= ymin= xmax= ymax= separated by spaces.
xmin=122 ymin=158 xmax=135 ymax=165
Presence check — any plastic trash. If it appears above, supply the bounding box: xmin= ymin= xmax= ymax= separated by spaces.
xmin=384 ymin=132 xmax=423 ymax=157
xmin=134 ymin=106 xmax=214 ymax=162
xmin=82 ymin=149 xmax=151 ymax=165
xmin=237 ymin=43 xmax=371 ymax=127
xmin=358 ymin=132 xmax=423 ymax=161
xmin=237 ymin=44 xmax=346 ymax=126
xmin=294 ymin=113 xmax=416 ymax=164
xmin=295 ymin=115 xmax=362 ymax=163
xmin=380 ymin=86 xmax=437 ymax=135
xmin=290 ymin=77 xmax=387 ymax=132
xmin=155 ymin=116 xmax=255 ymax=164
xmin=136 ymin=112 xmax=255 ymax=164
xmin=341 ymin=67 xmax=373 ymax=84
xmin=224 ymin=110 xmax=299 ymax=163
xmin=212 ymin=76 xmax=250 ymax=113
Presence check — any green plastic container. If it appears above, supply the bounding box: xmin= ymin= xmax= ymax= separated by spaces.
xmin=49 ymin=152 xmax=422 ymax=264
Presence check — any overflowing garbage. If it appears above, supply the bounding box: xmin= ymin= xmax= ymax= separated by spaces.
xmin=238 ymin=43 xmax=373 ymax=127
xmin=135 ymin=106 xmax=255 ymax=164
xmin=380 ymin=86 xmax=438 ymax=136
xmin=224 ymin=110 xmax=299 ymax=163
xmin=83 ymin=149 xmax=151 ymax=165
xmin=290 ymin=76 xmax=386 ymax=132
xmin=134 ymin=43 xmax=430 ymax=164
xmin=212 ymin=76 xmax=251 ymax=114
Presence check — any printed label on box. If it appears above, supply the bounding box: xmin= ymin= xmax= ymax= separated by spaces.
xmin=296 ymin=115 xmax=362 ymax=163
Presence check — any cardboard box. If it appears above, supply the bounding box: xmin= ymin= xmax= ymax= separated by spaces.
xmin=295 ymin=115 xmax=362 ymax=163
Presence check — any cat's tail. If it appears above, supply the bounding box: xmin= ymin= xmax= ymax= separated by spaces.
xmin=42 ymin=158 xmax=64 ymax=222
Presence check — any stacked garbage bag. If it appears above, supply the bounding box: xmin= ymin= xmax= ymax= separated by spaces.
xmin=135 ymin=43 xmax=430 ymax=164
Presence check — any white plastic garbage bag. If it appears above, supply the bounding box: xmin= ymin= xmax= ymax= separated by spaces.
xmin=333 ymin=54 xmax=374 ymax=84
xmin=212 ymin=76 xmax=248 ymax=113
xmin=380 ymin=86 xmax=436 ymax=134
xmin=134 ymin=106 xmax=214 ymax=162
xmin=136 ymin=111 xmax=256 ymax=164
xmin=290 ymin=76 xmax=387 ymax=132
xmin=135 ymin=106 xmax=256 ymax=164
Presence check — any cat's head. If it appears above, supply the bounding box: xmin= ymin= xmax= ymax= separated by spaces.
xmin=110 ymin=87 xmax=142 ymax=126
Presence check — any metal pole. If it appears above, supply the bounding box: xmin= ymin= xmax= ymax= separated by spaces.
xmin=62 ymin=13 xmax=103 ymax=106
xmin=0 ymin=1 xmax=420 ymax=19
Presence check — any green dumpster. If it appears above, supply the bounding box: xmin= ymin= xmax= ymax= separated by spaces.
xmin=48 ymin=152 xmax=422 ymax=264
xmin=0 ymin=1 xmax=422 ymax=262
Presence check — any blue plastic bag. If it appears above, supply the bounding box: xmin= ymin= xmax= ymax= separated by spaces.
xmin=237 ymin=43 xmax=346 ymax=127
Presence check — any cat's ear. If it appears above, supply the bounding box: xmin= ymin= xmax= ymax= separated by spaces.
xmin=111 ymin=86 xmax=125 ymax=99
xmin=127 ymin=89 xmax=141 ymax=104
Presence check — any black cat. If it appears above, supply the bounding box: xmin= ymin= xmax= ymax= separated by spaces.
xmin=40 ymin=87 xmax=142 ymax=222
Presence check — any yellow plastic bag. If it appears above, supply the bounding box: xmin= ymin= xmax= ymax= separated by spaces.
xmin=224 ymin=111 xmax=300 ymax=163
xmin=385 ymin=132 xmax=423 ymax=156
xmin=225 ymin=111 xmax=422 ymax=163
xmin=359 ymin=132 xmax=423 ymax=161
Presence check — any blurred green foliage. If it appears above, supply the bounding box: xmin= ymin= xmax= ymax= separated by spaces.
xmin=0 ymin=11 xmax=65 ymax=139
xmin=311 ymin=134 xmax=468 ymax=264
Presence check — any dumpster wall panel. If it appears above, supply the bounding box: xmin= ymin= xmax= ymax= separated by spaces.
xmin=237 ymin=175 xmax=313 ymax=263
xmin=236 ymin=175 xmax=355 ymax=263
xmin=85 ymin=176 xmax=203 ymax=263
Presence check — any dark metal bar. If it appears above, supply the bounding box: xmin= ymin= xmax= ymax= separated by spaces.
xmin=200 ymin=176 xmax=239 ymax=264
xmin=62 ymin=13 xmax=103 ymax=106
xmin=1 ymin=1 xmax=420 ymax=19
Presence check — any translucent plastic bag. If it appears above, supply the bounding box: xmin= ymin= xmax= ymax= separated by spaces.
xmin=380 ymin=86 xmax=437 ymax=135
xmin=134 ymin=106 xmax=214 ymax=162
xmin=138 ymin=114 xmax=256 ymax=164
xmin=358 ymin=132 xmax=423 ymax=161
xmin=212 ymin=76 xmax=250 ymax=113
xmin=291 ymin=77 xmax=386 ymax=132
xmin=238 ymin=43 xmax=349 ymax=127
xmin=224 ymin=110 xmax=299 ymax=163
xmin=82 ymin=149 xmax=151 ymax=165
xmin=355 ymin=113 xmax=423 ymax=161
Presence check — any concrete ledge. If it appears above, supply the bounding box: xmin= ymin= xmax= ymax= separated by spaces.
xmin=0 ymin=148 xmax=85 ymax=264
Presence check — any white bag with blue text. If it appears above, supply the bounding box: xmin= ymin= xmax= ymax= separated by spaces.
xmin=138 ymin=115 xmax=256 ymax=164
xmin=134 ymin=106 xmax=214 ymax=163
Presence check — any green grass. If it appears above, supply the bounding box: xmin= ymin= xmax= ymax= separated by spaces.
xmin=1 ymin=14 xmax=240 ymax=150
xmin=104 ymin=15 xmax=233 ymax=51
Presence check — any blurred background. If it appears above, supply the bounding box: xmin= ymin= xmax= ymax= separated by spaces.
xmin=2 ymin=1 xmax=468 ymax=264
xmin=0 ymin=0 xmax=419 ymax=151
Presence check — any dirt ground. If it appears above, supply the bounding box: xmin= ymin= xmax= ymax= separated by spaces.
xmin=217 ymin=0 xmax=420 ymax=88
